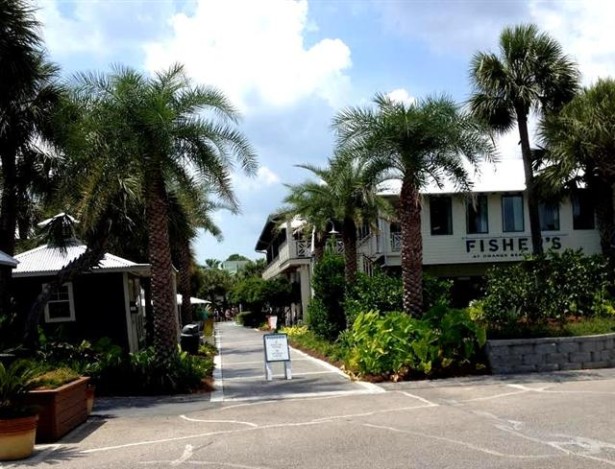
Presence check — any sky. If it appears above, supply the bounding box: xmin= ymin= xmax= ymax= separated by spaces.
xmin=35 ymin=0 xmax=615 ymax=262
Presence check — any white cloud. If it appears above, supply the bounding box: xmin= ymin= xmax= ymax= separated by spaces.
xmin=232 ymin=166 xmax=280 ymax=193
xmin=143 ymin=0 xmax=352 ymax=112
xmin=387 ymin=88 xmax=416 ymax=106
xmin=529 ymin=0 xmax=615 ymax=84
xmin=36 ymin=1 xmax=106 ymax=57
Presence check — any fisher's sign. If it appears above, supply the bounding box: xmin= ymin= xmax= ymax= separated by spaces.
xmin=264 ymin=333 xmax=290 ymax=362
xmin=465 ymin=236 xmax=562 ymax=259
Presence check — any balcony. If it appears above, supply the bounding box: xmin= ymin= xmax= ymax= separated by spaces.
xmin=262 ymin=239 xmax=312 ymax=280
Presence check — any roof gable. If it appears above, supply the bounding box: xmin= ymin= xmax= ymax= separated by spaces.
xmin=13 ymin=244 xmax=149 ymax=277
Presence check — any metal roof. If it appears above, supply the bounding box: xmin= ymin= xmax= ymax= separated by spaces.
xmin=13 ymin=244 xmax=150 ymax=278
xmin=0 ymin=250 xmax=18 ymax=268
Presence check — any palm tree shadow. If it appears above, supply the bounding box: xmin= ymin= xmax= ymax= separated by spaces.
xmin=19 ymin=445 xmax=84 ymax=466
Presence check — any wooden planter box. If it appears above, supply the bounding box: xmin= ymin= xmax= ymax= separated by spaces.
xmin=24 ymin=377 xmax=89 ymax=443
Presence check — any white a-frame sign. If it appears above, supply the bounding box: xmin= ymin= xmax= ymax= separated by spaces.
xmin=263 ymin=333 xmax=292 ymax=381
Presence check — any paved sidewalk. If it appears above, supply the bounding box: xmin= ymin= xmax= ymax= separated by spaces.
xmin=213 ymin=321 xmax=381 ymax=402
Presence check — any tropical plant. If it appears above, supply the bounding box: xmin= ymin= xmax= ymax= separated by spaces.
xmin=308 ymin=252 xmax=346 ymax=339
xmin=539 ymin=78 xmax=615 ymax=254
xmin=0 ymin=360 xmax=38 ymax=418
xmin=284 ymin=152 xmax=389 ymax=284
xmin=65 ymin=64 xmax=256 ymax=362
xmin=334 ymin=94 xmax=493 ymax=315
xmin=469 ymin=24 xmax=580 ymax=255
xmin=343 ymin=308 xmax=486 ymax=379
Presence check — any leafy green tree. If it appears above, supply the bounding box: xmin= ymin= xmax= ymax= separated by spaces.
xmin=235 ymin=258 xmax=266 ymax=279
xmin=226 ymin=253 xmax=249 ymax=261
xmin=67 ymin=64 xmax=256 ymax=362
xmin=334 ymin=94 xmax=493 ymax=316
xmin=539 ymin=79 xmax=615 ymax=254
xmin=469 ymin=24 xmax=579 ymax=255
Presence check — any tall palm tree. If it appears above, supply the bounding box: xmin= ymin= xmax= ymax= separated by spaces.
xmin=334 ymin=94 xmax=493 ymax=316
xmin=69 ymin=64 xmax=256 ymax=362
xmin=0 ymin=0 xmax=63 ymax=314
xmin=168 ymin=185 xmax=229 ymax=326
xmin=469 ymin=24 xmax=579 ymax=255
xmin=284 ymin=152 xmax=388 ymax=285
xmin=539 ymin=78 xmax=615 ymax=254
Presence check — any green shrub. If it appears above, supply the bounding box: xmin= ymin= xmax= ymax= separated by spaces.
xmin=343 ymin=308 xmax=486 ymax=379
xmin=281 ymin=327 xmax=346 ymax=364
xmin=345 ymin=271 xmax=403 ymax=325
xmin=423 ymin=274 xmax=453 ymax=310
xmin=29 ymin=367 xmax=80 ymax=390
xmin=344 ymin=271 xmax=452 ymax=326
xmin=309 ymin=253 xmax=346 ymax=339
xmin=481 ymin=250 xmax=611 ymax=332
xmin=92 ymin=348 xmax=211 ymax=396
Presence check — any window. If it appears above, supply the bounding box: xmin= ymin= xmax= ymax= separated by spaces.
xmin=539 ymin=201 xmax=560 ymax=231
xmin=44 ymin=283 xmax=76 ymax=323
xmin=572 ymin=191 xmax=595 ymax=230
xmin=430 ymin=196 xmax=453 ymax=235
xmin=466 ymin=195 xmax=489 ymax=234
xmin=502 ymin=194 xmax=524 ymax=232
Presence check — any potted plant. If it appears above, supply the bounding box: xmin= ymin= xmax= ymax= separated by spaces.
xmin=0 ymin=360 xmax=38 ymax=461
xmin=25 ymin=367 xmax=89 ymax=443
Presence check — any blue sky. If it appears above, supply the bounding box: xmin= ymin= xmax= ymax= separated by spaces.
xmin=36 ymin=0 xmax=615 ymax=262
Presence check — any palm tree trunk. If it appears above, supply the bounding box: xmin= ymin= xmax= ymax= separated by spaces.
xmin=313 ymin=231 xmax=326 ymax=262
xmin=0 ymin=150 xmax=18 ymax=314
xmin=342 ymin=217 xmax=358 ymax=285
xmin=178 ymin=240 xmax=193 ymax=326
xmin=145 ymin=172 xmax=179 ymax=363
xmin=400 ymin=179 xmax=423 ymax=316
xmin=517 ymin=111 xmax=543 ymax=255
xmin=590 ymin=177 xmax=615 ymax=255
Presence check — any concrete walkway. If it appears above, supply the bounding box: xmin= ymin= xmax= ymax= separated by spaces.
xmin=213 ymin=322 xmax=382 ymax=402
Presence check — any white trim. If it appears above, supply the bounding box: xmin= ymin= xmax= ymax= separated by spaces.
xmin=123 ymin=272 xmax=136 ymax=353
xmin=43 ymin=282 xmax=76 ymax=323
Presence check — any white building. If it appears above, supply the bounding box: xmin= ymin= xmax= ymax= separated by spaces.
xmin=255 ymin=216 xmax=312 ymax=319
xmin=256 ymin=160 xmax=602 ymax=314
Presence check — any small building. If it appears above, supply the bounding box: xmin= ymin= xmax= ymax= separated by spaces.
xmin=255 ymin=216 xmax=312 ymax=321
xmin=12 ymin=244 xmax=153 ymax=352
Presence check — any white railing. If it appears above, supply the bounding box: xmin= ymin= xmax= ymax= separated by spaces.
xmin=294 ymin=239 xmax=311 ymax=258
xmin=390 ymin=232 xmax=402 ymax=252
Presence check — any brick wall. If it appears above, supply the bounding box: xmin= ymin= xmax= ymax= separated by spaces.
xmin=486 ymin=333 xmax=615 ymax=374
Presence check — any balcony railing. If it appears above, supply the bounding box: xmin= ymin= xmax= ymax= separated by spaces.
xmin=390 ymin=232 xmax=401 ymax=252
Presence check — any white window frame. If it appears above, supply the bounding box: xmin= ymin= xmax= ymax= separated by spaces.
xmin=43 ymin=282 xmax=76 ymax=323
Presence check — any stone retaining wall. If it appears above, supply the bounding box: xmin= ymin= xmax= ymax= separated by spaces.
xmin=486 ymin=333 xmax=615 ymax=374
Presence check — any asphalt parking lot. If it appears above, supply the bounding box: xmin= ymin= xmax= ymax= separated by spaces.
xmin=6 ymin=324 xmax=615 ymax=469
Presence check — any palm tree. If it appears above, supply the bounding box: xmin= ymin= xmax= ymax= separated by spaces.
xmin=0 ymin=0 xmax=63 ymax=314
xmin=284 ymin=152 xmax=388 ymax=285
xmin=539 ymin=78 xmax=615 ymax=254
xmin=68 ymin=64 xmax=256 ymax=362
xmin=204 ymin=259 xmax=222 ymax=270
xmin=469 ymin=24 xmax=579 ymax=255
xmin=167 ymin=186 xmax=229 ymax=326
xmin=334 ymin=94 xmax=493 ymax=316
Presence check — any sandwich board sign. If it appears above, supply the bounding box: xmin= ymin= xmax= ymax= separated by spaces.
xmin=263 ymin=333 xmax=292 ymax=381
